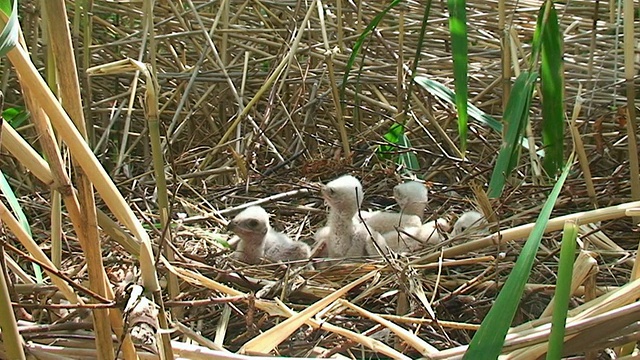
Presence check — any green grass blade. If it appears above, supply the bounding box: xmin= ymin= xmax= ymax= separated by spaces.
xmin=3 ymin=106 xmax=30 ymax=127
xmin=397 ymin=133 xmax=420 ymax=172
xmin=540 ymin=3 xmax=564 ymax=177
xmin=0 ymin=171 xmax=43 ymax=282
xmin=378 ymin=123 xmax=420 ymax=172
xmin=415 ymin=76 xmax=502 ymax=132
xmin=340 ymin=0 xmax=403 ymax=103
xmin=447 ymin=0 xmax=469 ymax=154
xmin=546 ymin=220 xmax=578 ymax=360
xmin=413 ymin=76 xmax=544 ymax=156
xmin=0 ymin=0 xmax=10 ymax=17
xmin=0 ymin=173 xmax=32 ymax=240
xmin=406 ymin=0 xmax=432 ymax=97
xmin=487 ymin=71 xmax=538 ymax=199
xmin=378 ymin=123 xmax=404 ymax=160
xmin=0 ymin=0 xmax=18 ymax=57
xmin=530 ymin=2 xmax=552 ymax=69
xmin=463 ymin=154 xmax=574 ymax=360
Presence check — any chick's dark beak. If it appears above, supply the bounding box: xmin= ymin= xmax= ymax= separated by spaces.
xmin=228 ymin=221 xmax=237 ymax=231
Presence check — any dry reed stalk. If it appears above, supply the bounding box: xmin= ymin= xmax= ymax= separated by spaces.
xmin=16 ymin=50 xmax=116 ymax=360
xmin=569 ymin=84 xmax=598 ymax=209
xmin=39 ymin=5 xmax=63 ymax=273
xmin=623 ymin=0 xmax=639 ymax=225
xmin=325 ymin=48 xmax=350 ymax=159
xmin=380 ymin=313 xmax=482 ymax=331
xmin=2 ymin=121 xmax=142 ymax=258
xmin=0 ymin=249 xmax=26 ymax=360
xmin=240 ymin=271 xmax=376 ymax=354
xmin=168 ymin=263 xmax=410 ymax=358
xmin=44 ymin=1 xmax=120 ymax=357
xmin=0 ymin=201 xmax=79 ymax=304
xmin=338 ymin=299 xmax=439 ymax=356
xmin=439 ymin=279 xmax=615 ymax=296
xmin=416 ymin=199 xmax=640 ymax=264
xmin=7 ymin=45 xmax=149 ymax=241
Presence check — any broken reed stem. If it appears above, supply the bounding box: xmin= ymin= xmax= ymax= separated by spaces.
xmin=623 ymin=0 xmax=640 ymax=225
xmin=41 ymin=4 xmax=61 ymax=276
xmin=0 ymin=249 xmax=27 ymax=360
xmin=44 ymin=1 xmax=121 ymax=357
xmin=569 ymin=85 xmax=598 ymax=208
xmin=499 ymin=0 xmax=510 ymax=106
xmin=397 ymin=4 xmax=405 ymax=121
xmin=326 ymin=49 xmax=351 ymax=160
xmin=16 ymin=38 xmax=115 ymax=360
xmin=141 ymin=2 xmax=177 ymax=359
xmin=1 ymin=120 xmax=143 ymax=356
xmin=7 ymin=37 xmax=156 ymax=360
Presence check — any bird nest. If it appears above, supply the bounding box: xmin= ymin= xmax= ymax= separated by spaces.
xmin=147 ymin=163 xmax=635 ymax=358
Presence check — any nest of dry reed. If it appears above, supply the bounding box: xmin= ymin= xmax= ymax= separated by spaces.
xmin=3 ymin=0 xmax=640 ymax=358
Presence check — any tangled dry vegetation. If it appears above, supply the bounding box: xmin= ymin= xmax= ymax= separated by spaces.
xmin=2 ymin=0 xmax=640 ymax=358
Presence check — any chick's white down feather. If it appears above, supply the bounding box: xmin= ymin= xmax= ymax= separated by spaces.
xmin=361 ymin=181 xmax=428 ymax=235
xmin=452 ymin=211 xmax=488 ymax=236
xmin=375 ymin=181 xmax=449 ymax=252
xmin=228 ymin=206 xmax=310 ymax=264
xmin=320 ymin=175 xmax=387 ymax=258
xmin=383 ymin=218 xmax=449 ymax=252
xmin=393 ymin=181 xmax=429 ymax=218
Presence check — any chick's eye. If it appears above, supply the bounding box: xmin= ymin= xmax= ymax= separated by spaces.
xmin=246 ymin=219 xmax=259 ymax=228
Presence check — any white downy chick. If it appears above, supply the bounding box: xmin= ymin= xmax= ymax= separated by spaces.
xmin=394 ymin=181 xmax=429 ymax=219
xmin=321 ymin=175 xmax=387 ymax=258
xmin=375 ymin=181 xmax=437 ymax=252
xmin=383 ymin=218 xmax=450 ymax=252
xmin=311 ymin=225 xmax=335 ymax=258
xmin=228 ymin=206 xmax=310 ymax=264
xmin=452 ymin=210 xmax=488 ymax=236
xmin=362 ymin=181 xmax=428 ymax=234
